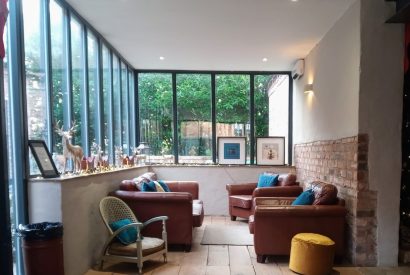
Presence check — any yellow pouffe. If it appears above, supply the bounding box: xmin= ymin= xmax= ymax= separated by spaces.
xmin=289 ymin=233 xmax=335 ymax=275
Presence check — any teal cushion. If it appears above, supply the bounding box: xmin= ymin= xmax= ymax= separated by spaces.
xmin=257 ymin=174 xmax=279 ymax=188
xmin=109 ymin=218 xmax=137 ymax=245
xmin=158 ymin=180 xmax=171 ymax=192
xmin=292 ymin=190 xmax=314 ymax=205
xmin=141 ymin=181 xmax=157 ymax=192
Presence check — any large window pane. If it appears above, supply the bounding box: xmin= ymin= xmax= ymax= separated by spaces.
xmin=254 ymin=75 xmax=289 ymax=164
xmin=216 ymin=74 xmax=250 ymax=163
xmin=4 ymin=21 xmax=17 ymax=271
xmin=87 ymin=32 xmax=98 ymax=150
xmin=138 ymin=73 xmax=173 ymax=163
xmin=113 ymin=56 xmax=121 ymax=156
xmin=121 ymin=62 xmax=129 ymax=153
xmin=50 ymin=0 xmax=66 ymax=155
xmin=23 ymin=0 xmax=48 ymax=174
xmin=102 ymin=45 xmax=111 ymax=159
xmin=70 ymin=17 xmax=84 ymax=146
xmin=128 ymin=69 xmax=135 ymax=150
xmin=177 ymin=74 xmax=212 ymax=164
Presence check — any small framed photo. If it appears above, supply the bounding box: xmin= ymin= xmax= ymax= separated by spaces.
xmin=256 ymin=137 xmax=285 ymax=165
xmin=218 ymin=137 xmax=246 ymax=165
xmin=28 ymin=140 xmax=60 ymax=178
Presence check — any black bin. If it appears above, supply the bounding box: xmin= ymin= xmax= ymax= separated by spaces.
xmin=17 ymin=222 xmax=64 ymax=275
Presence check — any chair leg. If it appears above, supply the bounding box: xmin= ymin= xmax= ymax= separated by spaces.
xmin=163 ymin=253 xmax=167 ymax=263
xmin=257 ymin=254 xmax=267 ymax=263
xmin=230 ymin=216 xmax=236 ymax=221
xmin=99 ymin=260 xmax=104 ymax=271
xmin=184 ymin=244 xmax=192 ymax=252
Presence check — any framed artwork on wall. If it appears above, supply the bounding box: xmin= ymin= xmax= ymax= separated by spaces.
xmin=217 ymin=137 xmax=246 ymax=165
xmin=28 ymin=140 xmax=60 ymax=178
xmin=256 ymin=137 xmax=285 ymax=165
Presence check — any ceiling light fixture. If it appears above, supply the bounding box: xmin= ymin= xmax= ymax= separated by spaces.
xmin=262 ymin=58 xmax=268 ymax=62
xmin=159 ymin=56 xmax=165 ymax=60
xmin=291 ymin=0 xmax=299 ymax=2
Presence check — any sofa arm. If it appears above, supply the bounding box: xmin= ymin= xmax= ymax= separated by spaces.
xmin=226 ymin=183 xmax=257 ymax=196
xmin=252 ymin=186 xmax=303 ymax=198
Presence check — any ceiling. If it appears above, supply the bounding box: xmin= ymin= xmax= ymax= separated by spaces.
xmin=66 ymin=0 xmax=356 ymax=71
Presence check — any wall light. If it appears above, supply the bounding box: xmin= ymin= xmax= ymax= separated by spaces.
xmin=304 ymin=84 xmax=314 ymax=94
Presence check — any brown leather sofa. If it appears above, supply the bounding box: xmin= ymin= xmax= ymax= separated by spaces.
xmin=250 ymin=181 xmax=347 ymax=263
xmin=112 ymin=180 xmax=204 ymax=251
xmin=226 ymin=173 xmax=303 ymax=221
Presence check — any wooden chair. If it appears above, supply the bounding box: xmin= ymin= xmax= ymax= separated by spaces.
xmin=99 ymin=196 xmax=168 ymax=274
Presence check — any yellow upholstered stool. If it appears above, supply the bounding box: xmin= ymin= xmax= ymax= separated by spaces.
xmin=289 ymin=233 xmax=335 ymax=275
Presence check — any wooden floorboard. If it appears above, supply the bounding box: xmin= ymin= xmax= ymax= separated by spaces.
xmin=85 ymin=215 xmax=410 ymax=275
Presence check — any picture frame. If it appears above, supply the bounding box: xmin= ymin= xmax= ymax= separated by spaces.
xmin=256 ymin=137 xmax=285 ymax=165
xmin=28 ymin=140 xmax=60 ymax=178
xmin=217 ymin=137 xmax=246 ymax=165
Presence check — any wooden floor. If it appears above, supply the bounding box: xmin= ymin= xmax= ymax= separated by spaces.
xmin=86 ymin=216 xmax=410 ymax=275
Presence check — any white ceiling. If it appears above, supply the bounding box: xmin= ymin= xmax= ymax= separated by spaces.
xmin=66 ymin=0 xmax=356 ymax=71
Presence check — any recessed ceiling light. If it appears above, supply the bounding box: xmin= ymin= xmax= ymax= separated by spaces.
xmin=262 ymin=58 xmax=268 ymax=62
xmin=159 ymin=56 xmax=165 ymax=60
xmin=291 ymin=0 xmax=298 ymax=2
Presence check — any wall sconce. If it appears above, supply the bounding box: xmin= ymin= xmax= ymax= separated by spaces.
xmin=304 ymin=84 xmax=314 ymax=94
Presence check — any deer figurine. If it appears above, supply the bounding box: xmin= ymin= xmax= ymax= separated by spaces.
xmin=54 ymin=121 xmax=84 ymax=173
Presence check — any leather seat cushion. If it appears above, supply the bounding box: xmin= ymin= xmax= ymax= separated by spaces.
xmin=230 ymin=195 xmax=252 ymax=209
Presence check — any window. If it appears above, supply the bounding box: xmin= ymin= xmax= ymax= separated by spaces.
xmin=216 ymin=74 xmax=250 ymax=163
xmin=113 ymin=56 xmax=121 ymax=156
xmin=254 ymin=75 xmax=289 ymax=163
xmin=70 ymin=16 xmax=84 ymax=147
xmin=102 ymin=45 xmax=112 ymax=158
xmin=177 ymin=74 xmax=212 ymax=164
xmin=50 ymin=0 xmax=66 ymax=155
xmin=87 ymin=32 xmax=98 ymax=150
xmin=128 ymin=69 xmax=135 ymax=150
xmin=23 ymin=0 xmax=48 ymax=175
xmin=138 ymin=73 xmax=173 ymax=163
xmin=121 ymin=62 xmax=129 ymax=153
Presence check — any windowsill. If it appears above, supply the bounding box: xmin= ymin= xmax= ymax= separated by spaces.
xmin=29 ymin=163 xmax=295 ymax=182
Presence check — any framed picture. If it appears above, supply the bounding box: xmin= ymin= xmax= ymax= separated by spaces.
xmin=256 ymin=137 xmax=285 ymax=165
xmin=28 ymin=140 xmax=60 ymax=178
xmin=217 ymin=137 xmax=246 ymax=165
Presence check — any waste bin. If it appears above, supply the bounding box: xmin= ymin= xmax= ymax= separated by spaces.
xmin=17 ymin=222 xmax=64 ymax=275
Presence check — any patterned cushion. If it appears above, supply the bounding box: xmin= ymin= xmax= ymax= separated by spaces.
xmin=131 ymin=172 xmax=158 ymax=191
xmin=313 ymin=184 xmax=338 ymax=205
xmin=230 ymin=195 xmax=252 ymax=209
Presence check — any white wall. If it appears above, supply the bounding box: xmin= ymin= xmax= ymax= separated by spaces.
xmin=151 ymin=166 xmax=295 ymax=215
xmin=358 ymin=0 xmax=403 ymax=266
xmin=292 ymin=0 xmax=404 ymax=266
xmin=293 ymin=0 xmax=361 ymax=145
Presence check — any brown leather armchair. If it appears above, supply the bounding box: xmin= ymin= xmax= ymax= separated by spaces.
xmin=112 ymin=181 xmax=204 ymax=251
xmin=250 ymin=182 xmax=347 ymax=263
xmin=226 ymin=173 xmax=303 ymax=221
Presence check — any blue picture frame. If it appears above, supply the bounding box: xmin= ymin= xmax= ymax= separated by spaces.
xmin=217 ymin=137 xmax=246 ymax=164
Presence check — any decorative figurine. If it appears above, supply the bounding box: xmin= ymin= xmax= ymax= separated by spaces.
xmin=54 ymin=121 xmax=84 ymax=173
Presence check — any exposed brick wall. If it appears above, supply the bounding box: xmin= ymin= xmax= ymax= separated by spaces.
xmin=294 ymin=134 xmax=377 ymax=266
